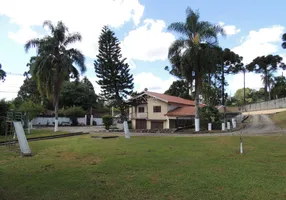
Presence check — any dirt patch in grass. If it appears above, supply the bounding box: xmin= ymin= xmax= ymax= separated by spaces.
xmin=150 ymin=173 xmax=159 ymax=184
xmin=56 ymin=151 xmax=101 ymax=165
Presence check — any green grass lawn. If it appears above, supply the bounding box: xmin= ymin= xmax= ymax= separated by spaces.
xmin=0 ymin=129 xmax=69 ymax=142
xmin=1 ymin=135 xmax=286 ymax=200
xmin=270 ymin=111 xmax=286 ymax=128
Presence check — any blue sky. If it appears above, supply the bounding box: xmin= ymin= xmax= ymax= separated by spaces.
xmin=0 ymin=0 xmax=285 ymax=100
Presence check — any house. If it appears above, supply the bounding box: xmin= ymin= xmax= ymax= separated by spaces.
xmin=128 ymin=89 xmax=204 ymax=130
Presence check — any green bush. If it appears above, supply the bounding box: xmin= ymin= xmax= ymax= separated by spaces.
xmin=63 ymin=106 xmax=85 ymax=117
xmin=102 ymin=115 xmax=113 ymax=130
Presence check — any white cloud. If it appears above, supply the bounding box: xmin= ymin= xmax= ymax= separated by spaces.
xmin=0 ymin=74 xmax=25 ymax=100
xmin=8 ymin=26 xmax=39 ymax=44
xmin=134 ymin=72 xmax=175 ymax=93
xmin=232 ymin=25 xmax=285 ymax=64
xmin=0 ymin=0 xmax=144 ymax=58
xmin=219 ymin=21 xmax=241 ymax=35
xmin=121 ymin=19 xmax=176 ymax=62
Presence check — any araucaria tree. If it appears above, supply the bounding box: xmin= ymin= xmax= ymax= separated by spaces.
xmin=94 ymin=26 xmax=134 ymax=136
xmin=282 ymin=33 xmax=286 ymax=49
xmin=0 ymin=63 xmax=6 ymax=82
xmin=247 ymin=55 xmax=285 ymax=101
xmin=25 ymin=21 xmax=86 ymax=132
xmin=167 ymin=7 xmax=224 ymax=131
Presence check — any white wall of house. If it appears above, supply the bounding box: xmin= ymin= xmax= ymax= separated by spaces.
xmin=147 ymin=97 xmax=168 ymax=120
xmin=136 ymin=104 xmax=148 ymax=118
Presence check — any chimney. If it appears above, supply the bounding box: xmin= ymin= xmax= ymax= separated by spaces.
xmin=144 ymin=88 xmax=148 ymax=91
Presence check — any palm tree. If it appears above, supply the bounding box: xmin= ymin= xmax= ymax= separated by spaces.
xmin=0 ymin=63 xmax=6 ymax=82
xmin=167 ymin=7 xmax=224 ymax=131
xmin=25 ymin=21 xmax=86 ymax=132
xmin=282 ymin=33 xmax=286 ymax=49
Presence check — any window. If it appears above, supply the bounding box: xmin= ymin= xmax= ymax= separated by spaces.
xmin=138 ymin=107 xmax=144 ymax=113
xmin=153 ymin=106 xmax=161 ymax=113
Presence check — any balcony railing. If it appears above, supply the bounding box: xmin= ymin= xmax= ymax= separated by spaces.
xmin=129 ymin=112 xmax=148 ymax=119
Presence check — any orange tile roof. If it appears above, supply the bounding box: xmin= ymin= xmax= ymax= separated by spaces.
xmin=166 ymin=106 xmax=196 ymax=116
xmin=145 ymin=91 xmax=195 ymax=106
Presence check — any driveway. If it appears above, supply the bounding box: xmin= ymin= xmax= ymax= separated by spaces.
xmin=240 ymin=114 xmax=282 ymax=135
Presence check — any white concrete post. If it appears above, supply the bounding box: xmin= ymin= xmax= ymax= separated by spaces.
xmin=232 ymin=118 xmax=235 ymax=128
xmin=208 ymin=123 xmax=212 ymax=131
xmin=227 ymin=122 xmax=231 ymax=130
xmin=123 ymin=121 xmax=130 ymax=139
xmin=240 ymin=137 xmax=243 ymax=154
xmin=90 ymin=115 xmax=93 ymax=126
xmin=195 ymin=118 xmax=200 ymax=132
xmin=222 ymin=123 xmax=225 ymax=131
xmin=84 ymin=115 xmax=87 ymax=126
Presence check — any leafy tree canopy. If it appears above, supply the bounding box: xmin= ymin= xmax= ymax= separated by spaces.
xmin=0 ymin=63 xmax=6 ymax=82
xmin=19 ymin=100 xmax=45 ymax=120
xmin=164 ymin=80 xmax=191 ymax=99
xmin=282 ymin=33 xmax=286 ymax=49
xmin=60 ymin=80 xmax=98 ymax=110
xmin=247 ymin=54 xmax=285 ymax=101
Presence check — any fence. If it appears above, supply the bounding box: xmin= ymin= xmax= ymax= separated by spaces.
xmin=31 ymin=117 xmax=103 ymax=126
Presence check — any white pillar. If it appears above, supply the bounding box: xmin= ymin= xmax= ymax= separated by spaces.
xmin=28 ymin=122 xmax=31 ymax=134
xmin=240 ymin=138 xmax=243 ymax=154
xmin=232 ymin=118 xmax=235 ymax=128
xmin=123 ymin=121 xmax=130 ymax=139
xmin=227 ymin=122 xmax=231 ymax=130
xmin=208 ymin=123 xmax=212 ymax=131
xmin=84 ymin=115 xmax=87 ymax=126
xmin=90 ymin=115 xmax=93 ymax=126
xmin=54 ymin=120 xmax=58 ymax=132
xmin=195 ymin=118 xmax=200 ymax=132
xmin=222 ymin=123 xmax=225 ymax=131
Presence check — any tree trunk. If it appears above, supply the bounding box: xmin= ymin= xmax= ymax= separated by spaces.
xmin=264 ymin=70 xmax=268 ymax=101
xmin=194 ymin=70 xmax=200 ymax=132
xmin=120 ymin=106 xmax=130 ymax=139
xmin=222 ymin=67 xmax=226 ymax=124
xmin=54 ymin=99 xmax=59 ymax=132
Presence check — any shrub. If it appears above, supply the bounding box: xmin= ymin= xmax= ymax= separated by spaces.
xmin=102 ymin=115 xmax=113 ymax=130
xmin=63 ymin=106 xmax=85 ymax=117
xmin=92 ymin=121 xmax=97 ymax=126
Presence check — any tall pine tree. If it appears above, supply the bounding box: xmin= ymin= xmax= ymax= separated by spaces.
xmin=94 ymin=26 xmax=134 ymax=124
